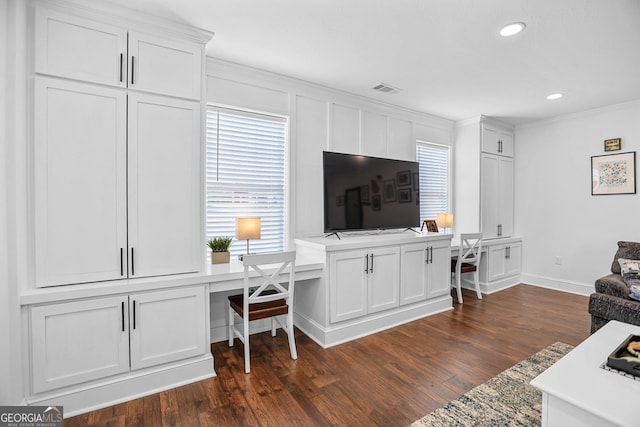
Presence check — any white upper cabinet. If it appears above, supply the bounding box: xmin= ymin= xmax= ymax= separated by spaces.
xmin=31 ymin=2 xmax=211 ymax=287
xmin=128 ymin=32 xmax=202 ymax=100
xmin=481 ymin=123 xmax=514 ymax=157
xmin=34 ymin=78 xmax=128 ymax=286
xmin=127 ymin=93 xmax=201 ymax=278
xmin=34 ymin=9 xmax=128 ymax=88
xmin=34 ymin=7 xmax=202 ymax=100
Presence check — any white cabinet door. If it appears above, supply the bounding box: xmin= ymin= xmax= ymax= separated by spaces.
xmin=31 ymin=296 xmax=129 ymax=393
xmin=482 ymin=124 xmax=513 ymax=157
xmin=504 ymin=243 xmax=522 ymax=278
xmin=368 ymin=247 xmax=400 ymax=313
xmin=127 ymin=93 xmax=201 ymax=278
xmin=128 ymin=32 xmax=202 ymax=100
xmin=400 ymin=243 xmax=428 ymax=305
xmin=487 ymin=243 xmax=522 ymax=282
xmin=129 ymin=287 xmax=207 ymax=370
xmin=427 ymin=241 xmax=452 ymax=298
xmin=34 ymin=8 xmax=128 ymax=87
xmin=329 ymin=250 xmax=368 ymax=323
xmin=34 ymin=78 xmax=128 ymax=287
xmin=481 ymin=154 xmax=513 ymax=239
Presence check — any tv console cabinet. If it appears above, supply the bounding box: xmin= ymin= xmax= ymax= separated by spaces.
xmin=294 ymin=233 xmax=453 ymax=348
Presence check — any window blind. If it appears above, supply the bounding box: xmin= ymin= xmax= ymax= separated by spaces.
xmin=206 ymin=107 xmax=287 ymax=257
xmin=416 ymin=142 xmax=450 ymax=223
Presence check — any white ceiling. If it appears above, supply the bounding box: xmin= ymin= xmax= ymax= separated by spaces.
xmin=110 ymin=0 xmax=640 ymax=125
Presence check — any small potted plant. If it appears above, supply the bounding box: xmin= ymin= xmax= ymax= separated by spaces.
xmin=207 ymin=236 xmax=233 ymax=264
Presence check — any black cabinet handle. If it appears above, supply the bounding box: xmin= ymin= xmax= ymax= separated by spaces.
xmin=121 ymin=301 xmax=125 ymax=332
xmin=131 ymin=56 xmax=135 ymax=84
xmin=506 ymin=246 xmax=511 ymax=259
xmin=370 ymin=253 xmax=374 ymax=273
xmin=425 ymin=248 xmax=429 ymax=263
xmin=365 ymin=254 xmax=369 ymax=274
xmin=120 ymin=248 xmax=124 ymax=276
xmin=131 ymin=248 xmax=135 ymax=276
xmin=430 ymin=247 xmax=433 ymax=263
xmin=132 ymin=300 xmax=136 ymax=329
xmin=497 ymin=224 xmax=502 ymax=237
xmin=119 ymin=53 xmax=123 ymax=82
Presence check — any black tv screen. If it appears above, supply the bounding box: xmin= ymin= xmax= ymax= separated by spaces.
xmin=323 ymin=151 xmax=420 ymax=232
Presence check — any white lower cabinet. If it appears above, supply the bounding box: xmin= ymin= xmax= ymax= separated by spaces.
xmin=30 ymin=286 xmax=207 ymax=394
xmin=401 ymin=240 xmax=451 ymax=304
xmin=486 ymin=242 xmax=522 ymax=282
xmin=329 ymin=247 xmax=400 ymax=323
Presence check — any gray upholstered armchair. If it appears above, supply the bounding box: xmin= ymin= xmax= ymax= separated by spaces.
xmin=588 ymin=241 xmax=640 ymax=334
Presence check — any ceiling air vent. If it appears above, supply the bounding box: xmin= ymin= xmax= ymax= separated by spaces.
xmin=371 ymin=83 xmax=400 ymax=95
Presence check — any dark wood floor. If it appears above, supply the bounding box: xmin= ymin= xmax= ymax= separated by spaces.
xmin=66 ymin=284 xmax=590 ymax=427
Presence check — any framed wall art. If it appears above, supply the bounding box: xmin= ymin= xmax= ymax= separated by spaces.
xmin=591 ymin=151 xmax=636 ymax=195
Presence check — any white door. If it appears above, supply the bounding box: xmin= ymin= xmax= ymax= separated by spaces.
xmin=427 ymin=241 xmax=452 ymax=298
xmin=481 ymin=124 xmax=501 ymax=155
xmin=128 ymin=32 xmax=202 ymax=100
xmin=31 ymin=296 xmax=130 ymax=393
xmin=499 ymin=130 xmax=514 ymax=157
xmin=129 ymin=286 xmax=207 ymax=370
xmin=34 ymin=78 xmax=127 ymax=287
xmin=34 ymin=8 xmax=127 ymax=87
xmin=368 ymin=247 xmax=400 ymax=313
xmin=127 ymin=93 xmax=201 ymax=278
xmin=400 ymin=243 xmax=428 ymax=305
xmin=329 ymin=250 xmax=368 ymax=323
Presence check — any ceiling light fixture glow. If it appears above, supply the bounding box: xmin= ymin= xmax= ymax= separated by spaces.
xmin=547 ymin=93 xmax=564 ymax=100
xmin=500 ymin=22 xmax=526 ymax=37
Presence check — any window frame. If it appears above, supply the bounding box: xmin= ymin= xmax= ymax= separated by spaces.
xmin=415 ymin=140 xmax=452 ymax=225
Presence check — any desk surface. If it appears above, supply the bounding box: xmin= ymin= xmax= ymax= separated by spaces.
xmin=530 ymin=320 xmax=640 ymax=426
xmin=21 ymin=255 xmax=325 ymax=305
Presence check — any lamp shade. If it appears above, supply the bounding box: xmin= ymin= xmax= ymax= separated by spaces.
xmin=235 ymin=217 xmax=261 ymax=240
xmin=436 ymin=213 xmax=454 ymax=229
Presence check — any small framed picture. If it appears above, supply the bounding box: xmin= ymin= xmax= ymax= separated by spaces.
xmin=591 ymin=151 xmax=636 ymax=195
xmin=421 ymin=219 xmax=439 ymax=233
xmin=604 ymin=138 xmax=621 ymax=152
xmin=397 ymin=170 xmax=411 ymax=187
xmin=398 ymin=188 xmax=412 ymax=203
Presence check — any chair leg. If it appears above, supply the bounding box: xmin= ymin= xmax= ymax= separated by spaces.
xmin=474 ymin=270 xmax=482 ymax=299
xmin=228 ymin=304 xmax=234 ymax=347
xmin=271 ymin=317 xmax=277 ymax=337
xmin=243 ymin=316 xmax=250 ymax=373
xmin=455 ymin=271 xmax=463 ymax=304
xmin=286 ymin=311 xmax=297 ymax=360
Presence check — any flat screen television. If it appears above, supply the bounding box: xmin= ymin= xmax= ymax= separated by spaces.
xmin=323 ymin=151 xmax=420 ymax=233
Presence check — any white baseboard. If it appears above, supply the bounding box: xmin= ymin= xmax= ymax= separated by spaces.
xmin=520 ymin=273 xmax=594 ymax=296
xmin=27 ymin=354 xmax=215 ymax=418
xmin=294 ymin=297 xmax=453 ymax=348
xmin=460 ymin=275 xmax=521 ymax=295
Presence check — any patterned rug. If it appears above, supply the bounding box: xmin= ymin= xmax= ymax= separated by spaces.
xmin=409 ymin=342 xmax=574 ymax=427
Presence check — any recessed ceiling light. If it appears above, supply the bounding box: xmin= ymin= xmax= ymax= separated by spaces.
xmin=499 ymin=22 xmax=526 ymax=37
xmin=547 ymin=93 xmax=564 ymax=100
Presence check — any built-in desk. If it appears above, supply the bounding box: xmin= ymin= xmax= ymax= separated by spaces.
xmin=450 ymin=236 xmax=522 ymax=294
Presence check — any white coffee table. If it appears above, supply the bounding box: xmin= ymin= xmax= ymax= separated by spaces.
xmin=531 ymin=320 xmax=640 ymax=427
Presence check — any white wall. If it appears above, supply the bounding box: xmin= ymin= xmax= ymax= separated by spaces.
xmin=515 ymin=100 xmax=640 ymax=294
xmin=206 ymin=58 xmax=455 ymax=239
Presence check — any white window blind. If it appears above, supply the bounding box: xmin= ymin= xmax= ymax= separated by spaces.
xmin=416 ymin=142 xmax=450 ymax=223
xmin=206 ymin=107 xmax=287 ymax=257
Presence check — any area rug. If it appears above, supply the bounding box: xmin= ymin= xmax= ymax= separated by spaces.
xmin=409 ymin=342 xmax=574 ymax=427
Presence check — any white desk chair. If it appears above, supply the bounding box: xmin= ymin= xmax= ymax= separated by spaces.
xmin=451 ymin=233 xmax=483 ymax=304
xmin=228 ymin=251 xmax=297 ymax=373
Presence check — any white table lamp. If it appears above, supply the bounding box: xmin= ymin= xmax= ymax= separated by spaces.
xmin=436 ymin=213 xmax=453 ymax=233
xmin=236 ymin=217 xmax=261 ymax=258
